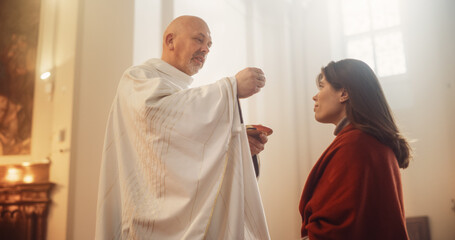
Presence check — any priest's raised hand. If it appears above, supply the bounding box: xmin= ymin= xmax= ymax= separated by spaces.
xmin=236 ymin=67 xmax=266 ymax=98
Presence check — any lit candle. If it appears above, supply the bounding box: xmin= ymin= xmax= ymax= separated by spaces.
xmin=23 ymin=175 xmax=34 ymax=183
xmin=5 ymin=168 xmax=22 ymax=182
xmin=22 ymin=162 xmax=31 ymax=167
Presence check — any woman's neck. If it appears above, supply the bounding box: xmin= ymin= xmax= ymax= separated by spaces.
xmin=334 ymin=117 xmax=349 ymax=135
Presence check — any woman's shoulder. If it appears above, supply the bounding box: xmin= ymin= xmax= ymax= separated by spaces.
xmin=334 ymin=125 xmax=388 ymax=152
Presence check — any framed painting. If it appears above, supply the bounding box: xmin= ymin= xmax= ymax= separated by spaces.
xmin=0 ymin=0 xmax=41 ymax=156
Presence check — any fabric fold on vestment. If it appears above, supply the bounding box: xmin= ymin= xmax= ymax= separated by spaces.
xmin=96 ymin=58 xmax=270 ymax=240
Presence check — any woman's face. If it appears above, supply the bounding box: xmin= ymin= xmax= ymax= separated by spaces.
xmin=312 ymin=75 xmax=347 ymax=125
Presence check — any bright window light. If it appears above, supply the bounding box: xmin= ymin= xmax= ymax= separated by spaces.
xmin=341 ymin=0 xmax=370 ymax=35
xmin=340 ymin=0 xmax=406 ymax=77
xmin=375 ymin=31 xmax=406 ymax=76
xmin=370 ymin=0 xmax=401 ymax=29
xmin=346 ymin=36 xmax=375 ymax=69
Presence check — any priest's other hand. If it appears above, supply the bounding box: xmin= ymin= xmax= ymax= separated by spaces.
xmin=236 ymin=67 xmax=266 ymax=98
xmin=247 ymin=129 xmax=268 ymax=156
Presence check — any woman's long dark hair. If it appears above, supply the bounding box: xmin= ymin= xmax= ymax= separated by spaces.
xmin=320 ymin=59 xmax=411 ymax=168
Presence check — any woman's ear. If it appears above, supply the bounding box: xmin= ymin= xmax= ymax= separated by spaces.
xmin=340 ymin=89 xmax=349 ymax=103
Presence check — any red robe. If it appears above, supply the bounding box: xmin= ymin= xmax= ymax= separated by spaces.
xmin=299 ymin=124 xmax=408 ymax=240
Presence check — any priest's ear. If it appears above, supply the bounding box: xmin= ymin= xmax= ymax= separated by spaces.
xmin=164 ymin=33 xmax=175 ymax=50
xmin=340 ymin=89 xmax=349 ymax=103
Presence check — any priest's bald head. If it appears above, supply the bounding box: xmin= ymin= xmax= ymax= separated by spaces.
xmin=161 ymin=15 xmax=212 ymax=76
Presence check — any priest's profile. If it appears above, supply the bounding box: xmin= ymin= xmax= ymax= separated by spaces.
xmin=95 ymin=15 xmax=271 ymax=240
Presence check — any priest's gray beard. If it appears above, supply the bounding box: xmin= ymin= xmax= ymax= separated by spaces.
xmin=188 ymin=62 xmax=203 ymax=75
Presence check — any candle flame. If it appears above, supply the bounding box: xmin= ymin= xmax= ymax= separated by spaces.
xmin=5 ymin=168 xmax=22 ymax=182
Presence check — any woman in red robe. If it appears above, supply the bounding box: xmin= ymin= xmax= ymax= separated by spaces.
xmin=300 ymin=59 xmax=411 ymax=240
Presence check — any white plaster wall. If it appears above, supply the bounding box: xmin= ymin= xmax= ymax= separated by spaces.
xmin=66 ymin=0 xmax=135 ymax=239
xmin=399 ymin=0 xmax=455 ymax=239
xmin=35 ymin=0 xmax=79 ymax=239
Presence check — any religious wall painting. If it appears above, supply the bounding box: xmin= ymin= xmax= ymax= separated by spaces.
xmin=0 ymin=0 xmax=41 ymax=155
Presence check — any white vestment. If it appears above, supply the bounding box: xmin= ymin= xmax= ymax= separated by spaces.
xmin=96 ymin=59 xmax=270 ymax=240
